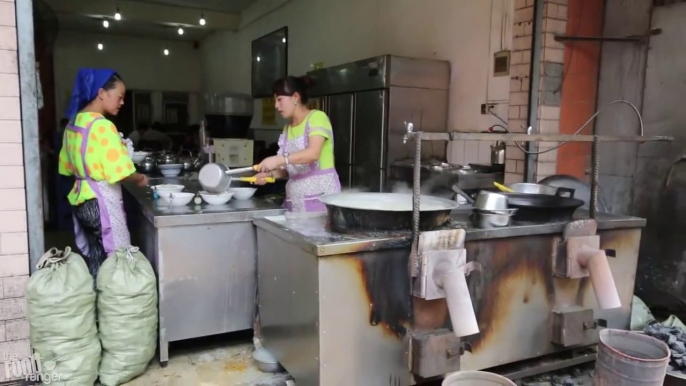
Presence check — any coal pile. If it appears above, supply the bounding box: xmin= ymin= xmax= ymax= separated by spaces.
xmin=644 ymin=321 xmax=686 ymax=373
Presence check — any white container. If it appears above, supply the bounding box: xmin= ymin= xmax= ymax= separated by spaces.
xmin=157 ymin=192 xmax=195 ymax=207
xmin=442 ymin=371 xmax=516 ymax=386
xmin=131 ymin=151 xmax=148 ymax=163
xmin=199 ymin=191 xmax=234 ymax=205
xmin=152 ymin=184 xmax=184 ymax=193
xmin=228 ymin=187 xmax=257 ymax=200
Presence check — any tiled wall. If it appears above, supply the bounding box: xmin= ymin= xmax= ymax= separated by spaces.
xmin=0 ymin=0 xmax=31 ymax=380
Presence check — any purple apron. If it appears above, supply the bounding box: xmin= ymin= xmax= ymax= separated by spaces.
xmin=66 ymin=118 xmax=131 ymax=256
xmin=278 ymin=113 xmax=341 ymax=212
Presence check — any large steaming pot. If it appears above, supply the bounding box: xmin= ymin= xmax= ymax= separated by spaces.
xmin=318 ymin=192 xmax=459 ymax=233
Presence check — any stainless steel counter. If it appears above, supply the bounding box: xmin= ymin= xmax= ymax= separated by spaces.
xmin=123 ymin=177 xmax=285 ymax=366
xmin=254 ymin=211 xmax=645 ymax=385
xmin=254 ymin=210 xmax=646 ymax=257
xmin=124 ymin=177 xmax=284 ymax=227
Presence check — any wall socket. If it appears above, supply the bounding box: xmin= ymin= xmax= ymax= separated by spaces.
xmin=481 ymin=103 xmax=496 ymax=115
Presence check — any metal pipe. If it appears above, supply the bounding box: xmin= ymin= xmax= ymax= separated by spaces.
xmin=416 ymin=132 xmax=672 ymax=142
xmin=16 ymin=0 xmax=44 ymax=273
xmin=411 ymin=132 xmax=421 ymax=277
xmin=591 ymin=136 xmax=600 ymax=218
xmin=525 ymin=0 xmax=545 ymax=182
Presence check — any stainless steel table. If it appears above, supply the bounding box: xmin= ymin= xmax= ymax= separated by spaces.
xmin=123 ymin=177 xmax=285 ymax=365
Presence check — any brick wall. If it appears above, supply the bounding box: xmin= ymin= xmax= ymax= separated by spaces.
xmin=507 ymin=0 xmax=604 ymax=183
xmin=507 ymin=0 xmax=569 ymax=183
xmin=0 ymin=0 xmax=31 ymax=380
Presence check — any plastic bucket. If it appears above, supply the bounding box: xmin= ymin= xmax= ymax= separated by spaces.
xmin=594 ymin=328 xmax=670 ymax=385
xmin=442 ymin=371 xmax=516 ymax=385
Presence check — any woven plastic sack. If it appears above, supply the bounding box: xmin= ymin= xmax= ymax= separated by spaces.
xmin=97 ymin=247 xmax=158 ymax=386
xmin=26 ymin=247 xmax=101 ymax=385
xmin=631 ymin=295 xmax=655 ymax=331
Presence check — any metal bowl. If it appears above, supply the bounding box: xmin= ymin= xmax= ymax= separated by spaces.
xmin=253 ymin=348 xmax=284 ymax=374
xmin=474 ymin=191 xmax=508 ymax=211
xmin=471 ymin=209 xmax=514 ymax=229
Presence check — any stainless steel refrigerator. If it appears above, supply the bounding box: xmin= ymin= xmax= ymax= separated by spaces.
xmin=307 ymin=55 xmax=450 ymax=192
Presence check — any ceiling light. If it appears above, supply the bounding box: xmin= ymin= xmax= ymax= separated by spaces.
xmin=114 ymin=8 xmax=121 ymax=20
xmin=199 ymin=14 xmax=206 ymax=26
xmin=164 ymin=49 xmax=170 ymax=56
xmin=97 ymin=43 xmax=104 ymax=50
xmin=256 ymin=56 xmax=261 ymax=62
xmin=103 ymin=19 xmax=109 ymax=28
xmin=178 ymin=27 xmax=184 ymax=35
xmin=282 ymin=38 xmax=286 ymax=43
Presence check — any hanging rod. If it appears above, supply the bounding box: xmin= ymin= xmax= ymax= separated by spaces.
xmin=554 ymin=28 xmax=662 ymax=43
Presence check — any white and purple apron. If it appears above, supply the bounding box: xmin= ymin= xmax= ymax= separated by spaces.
xmin=278 ymin=114 xmax=341 ymax=212
xmin=66 ymin=118 xmax=131 ymax=257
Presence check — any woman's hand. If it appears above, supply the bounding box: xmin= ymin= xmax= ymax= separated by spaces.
xmin=136 ymin=173 xmax=149 ymax=187
xmin=252 ymin=172 xmax=272 ymax=186
xmin=258 ymin=155 xmax=285 ymax=172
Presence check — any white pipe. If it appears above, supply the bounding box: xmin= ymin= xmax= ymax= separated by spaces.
xmin=578 ymin=248 xmax=621 ymax=310
xmin=435 ymin=263 xmax=479 ymax=337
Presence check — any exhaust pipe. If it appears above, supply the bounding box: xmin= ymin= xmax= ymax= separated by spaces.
xmin=434 ymin=262 xmax=479 ymax=337
xmin=577 ymin=246 xmax=621 ymax=310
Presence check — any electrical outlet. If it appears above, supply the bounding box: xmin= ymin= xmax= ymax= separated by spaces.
xmin=481 ymin=103 xmax=496 ymax=115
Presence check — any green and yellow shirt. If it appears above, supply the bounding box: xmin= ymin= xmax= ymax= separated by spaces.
xmin=58 ymin=112 xmax=135 ymax=206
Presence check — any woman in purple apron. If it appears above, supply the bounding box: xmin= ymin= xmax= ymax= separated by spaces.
xmin=58 ymin=69 xmax=149 ymax=278
xmin=254 ymin=76 xmax=341 ymax=212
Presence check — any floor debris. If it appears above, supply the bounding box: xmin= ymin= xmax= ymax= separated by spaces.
xmin=123 ymin=332 xmax=291 ymax=386
xmin=520 ymin=363 xmax=594 ymax=386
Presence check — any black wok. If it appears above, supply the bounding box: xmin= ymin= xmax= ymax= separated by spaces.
xmin=504 ymin=193 xmax=584 ymax=223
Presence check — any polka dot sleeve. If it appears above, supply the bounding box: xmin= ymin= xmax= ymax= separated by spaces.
xmin=58 ymin=135 xmax=74 ymax=177
xmin=94 ymin=121 xmax=136 ymax=184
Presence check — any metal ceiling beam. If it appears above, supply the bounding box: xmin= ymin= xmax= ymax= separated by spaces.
xmin=44 ymin=0 xmax=241 ymax=30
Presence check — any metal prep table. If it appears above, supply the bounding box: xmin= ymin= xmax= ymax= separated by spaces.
xmin=123 ymin=178 xmax=285 ymax=365
xmin=254 ymin=211 xmax=644 ymax=385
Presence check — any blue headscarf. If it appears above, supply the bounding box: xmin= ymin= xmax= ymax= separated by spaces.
xmin=65 ymin=68 xmax=117 ymax=122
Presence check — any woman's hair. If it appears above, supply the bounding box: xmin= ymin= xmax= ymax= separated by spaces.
xmin=272 ymin=76 xmax=314 ymax=103
xmin=102 ymin=73 xmax=124 ymax=91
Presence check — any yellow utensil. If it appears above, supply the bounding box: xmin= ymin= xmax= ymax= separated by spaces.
xmin=493 ymin=182 xmax=514 ymax=192
xmin=238 ymin=177 xmax=276 ymax=183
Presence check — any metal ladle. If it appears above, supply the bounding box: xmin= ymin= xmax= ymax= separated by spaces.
xmin=198 ymin=163 xmax=275 ymax=193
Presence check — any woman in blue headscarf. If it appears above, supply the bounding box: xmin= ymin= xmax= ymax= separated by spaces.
xmin=58 ymin=69 xmax=148 ymax=278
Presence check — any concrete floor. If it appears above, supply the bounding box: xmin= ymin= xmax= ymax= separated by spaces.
xmin=123 ymin=332 xmax=292 ymax=386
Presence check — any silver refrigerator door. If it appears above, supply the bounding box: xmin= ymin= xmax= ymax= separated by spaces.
xmin=352 ymin=89 xmax=386 ymax=192
xmin=328 ymin=94 xmax=354 ymax=190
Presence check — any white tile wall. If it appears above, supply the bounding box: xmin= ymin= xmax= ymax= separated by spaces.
xmin=0 ymin=2 xmax=30 ymax=373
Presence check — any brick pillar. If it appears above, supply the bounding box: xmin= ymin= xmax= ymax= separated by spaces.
xmin=0 ymin=0 xmax=32 ymax=380
xmin=506 ymin=0 xmax=568 ymax=183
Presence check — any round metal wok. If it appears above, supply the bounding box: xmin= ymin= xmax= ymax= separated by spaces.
xmin=318 ymin=192 xmax=459 ymax=233
xmin=504 ymin=192 xmax=584 ymax=223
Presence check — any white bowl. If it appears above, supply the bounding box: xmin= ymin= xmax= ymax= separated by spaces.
xmin=152 ymin=184 xmax=184 ymax=193
xmin=160 ymin=169 xmax=182 ymax=177
xmin=228 ymin=187 xmax=257 ymax=200
xmin=159 ymin=163 xmax=183 ymax=170
xmin=157 ymin=192 xmax=195 ymax=207
xmin=131 ymin=152 xmax=148 ymax=163
xmin=199 ymin=191 xmax=234 ymax=205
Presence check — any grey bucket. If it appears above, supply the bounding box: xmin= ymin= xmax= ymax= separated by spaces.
xmin=594 ymin=328 xmax=670 ymax=385
xmin=442 ymin=371 xmax=516 ymax=385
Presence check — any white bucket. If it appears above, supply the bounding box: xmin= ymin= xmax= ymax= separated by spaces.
xmin=442 ymin=371 xmax=516 ymax=386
